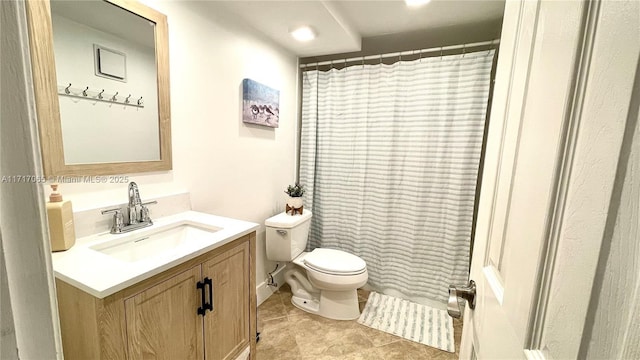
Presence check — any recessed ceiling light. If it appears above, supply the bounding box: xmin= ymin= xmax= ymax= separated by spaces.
xmin=405 ymin=0 xmax=431 ymax=7
xmin=290 ymin=26 xmax=316 ymax=42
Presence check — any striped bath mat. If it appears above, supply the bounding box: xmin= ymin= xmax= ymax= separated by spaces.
xmin=357 ymin=292 xmax=455 ymax=353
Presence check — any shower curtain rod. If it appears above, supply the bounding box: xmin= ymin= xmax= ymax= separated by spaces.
xmin=300 ymin=39 xmax=500 ymax=69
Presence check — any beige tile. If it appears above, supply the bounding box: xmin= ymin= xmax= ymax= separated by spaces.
xmin=258 ymin=315 xmax=290 ymax=335
xmin=358 ymin=301 xmax=367 ymax=312
xmin=282 ymin=296 xmax=309 ymax=318
xmin=287 ymin=313 xmax=325 ymax=340
xmin=302 ymin=347 xmax=384 ymax=360
xmin=423 ymin=343 xmax=458 ymax=360
xmin=290 ymin=312 xmax=363 ymax=356
xmin=256 ymin=285 xmax=462 ymax=360
xmin=276 ymin=283 xmax=292 ymax=295
xmin=256 ymin=318 xmax=301 ymax=360
xmin=376 ymin=340 xmax=434 ymax=360
xmin=256 ymin=345 xmax=302 ymax=360
xmin=258 ymin=293 xmax=287 ymax=322
xmin=322 ymin=329 xmax=375 ymax=357
xmin=315 ymin=313 xmax=361 ymax=331
xmin=357 ymin=288 xmax=371 ymax=302
xmin=295 ymin=327 xmax=372 ymax=358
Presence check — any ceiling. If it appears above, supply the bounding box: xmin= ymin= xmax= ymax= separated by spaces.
xmin=214 ymin=0 xmax=505 ymax=57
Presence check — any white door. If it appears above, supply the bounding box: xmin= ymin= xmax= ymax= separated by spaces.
xmin=454 ymin=0 xmax=640 ymax=359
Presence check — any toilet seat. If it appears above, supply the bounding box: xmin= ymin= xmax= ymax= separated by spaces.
xmin=303 ymin=248 xmax=367 ymax=276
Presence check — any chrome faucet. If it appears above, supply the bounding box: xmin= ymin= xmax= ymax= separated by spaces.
xmin=101 ymin=182 xmax=157 ymax=234
xmin=128 ymin=182 xmax=142 ymax=224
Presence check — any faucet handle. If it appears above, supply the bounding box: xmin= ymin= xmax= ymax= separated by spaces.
xmin=101 ymin=207 xmax=121 ymax=215
xmin=140 ymin=200 xmax=157 ymax=222
xmin=101 ymin=208 xmax=124 ymax=233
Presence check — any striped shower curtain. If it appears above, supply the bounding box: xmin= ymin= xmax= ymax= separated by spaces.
xmin=299 ymin=50 xmax=495 ymax=305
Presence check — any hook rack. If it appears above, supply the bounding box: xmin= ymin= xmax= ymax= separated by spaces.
xmin=57 ymin=84 xmax=144 ymax=108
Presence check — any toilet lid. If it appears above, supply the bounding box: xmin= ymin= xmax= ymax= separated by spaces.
xmin=304 ymin=248 xmax=366 ymax=275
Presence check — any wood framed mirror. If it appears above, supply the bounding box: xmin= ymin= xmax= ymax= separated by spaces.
xmin=25 ymin=0 xmax=172 ymax=176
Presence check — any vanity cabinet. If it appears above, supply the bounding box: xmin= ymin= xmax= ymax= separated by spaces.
xmin=124 ymin=266 xmax=204 ymax=359
xmin=55 ymin=233 xmax=256 ymax=360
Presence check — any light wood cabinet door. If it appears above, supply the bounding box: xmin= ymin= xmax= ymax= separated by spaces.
xmin=202 ymin=242 xmax=250 ymax=360
xmin=125 ymin=266 xmax=205 ymax=360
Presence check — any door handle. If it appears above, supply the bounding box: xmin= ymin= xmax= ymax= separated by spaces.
xmin=204 ymin=277 xmax=213 ymax=313
xmin=448 ymin=280 xmax=476 ymax=318
xmin=196 ymin=280 xmax=206 ymax=316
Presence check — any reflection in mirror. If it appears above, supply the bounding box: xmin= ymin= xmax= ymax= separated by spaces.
xmin=50 ymin=0 xmax=159 ymax=164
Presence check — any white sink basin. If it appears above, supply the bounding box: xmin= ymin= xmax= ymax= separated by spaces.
xmin=90 ymin=223 xmax=222 ymax=262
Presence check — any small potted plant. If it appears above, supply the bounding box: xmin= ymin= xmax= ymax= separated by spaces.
xmin=285 ymin=182 xmax=305 ymax=214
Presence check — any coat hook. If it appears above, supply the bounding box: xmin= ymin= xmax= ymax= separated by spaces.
xmin=111 ymin=92 xmax=118 ymax=101
xmin=137 ymin=97 xmax=143 ymax=105
xmin=98 ymin=89 xmax=104 ymax=99
xmin=82 ymin=86 xmax=89 ymax=96
xmin=64 ymin=83 xmax=71 ymax=94
xmin=125 ymin=94 xmax=131 ymax=104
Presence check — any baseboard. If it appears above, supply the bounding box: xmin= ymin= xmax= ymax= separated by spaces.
xmin=256 ymin=263 xmax=287 ymax=306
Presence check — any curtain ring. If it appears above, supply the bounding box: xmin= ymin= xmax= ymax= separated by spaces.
xmin=344 ymin=58 xmax=347 ymax=71
xmin=418 ymin=50 xmax=423 ymax=62
xmin=463 ymin=44 xmax=466 ymax=57
xmin=440 ymin=47 xmax=444 ymax=60
xmin=362 ymin=56 xmax=365 ymax=68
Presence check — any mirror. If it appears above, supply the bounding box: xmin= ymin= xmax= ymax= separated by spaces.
xmin=25 ymin=0 xmax=172 ymax=176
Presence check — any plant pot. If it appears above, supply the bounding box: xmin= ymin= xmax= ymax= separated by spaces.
xmin=287 ymin=196 xmax=303 ymax=209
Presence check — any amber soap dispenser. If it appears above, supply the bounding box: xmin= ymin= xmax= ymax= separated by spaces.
xmin=46 ymin=184 xmax=76 ymax=251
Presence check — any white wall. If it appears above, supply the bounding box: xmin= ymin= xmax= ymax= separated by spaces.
xmin=584 ymin=66 xmax=640 ymax=358
xmin=51 ymin=1 xmax=298 ymax=294
xmin=51 ymin=13 xmax=160 ymax=164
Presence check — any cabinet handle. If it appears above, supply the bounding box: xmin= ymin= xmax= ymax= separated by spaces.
xmin=196 ymin=280 xmax=206 ymax=316
xmin=204 ymin=277 xmax=213 ymax=313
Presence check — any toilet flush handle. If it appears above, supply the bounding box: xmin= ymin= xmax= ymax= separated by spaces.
xmin=277 ymin=230 xmax=287 ymax=236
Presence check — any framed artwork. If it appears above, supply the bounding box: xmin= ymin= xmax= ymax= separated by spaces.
xmin=242 ymin=78 xmax=279 ymax=128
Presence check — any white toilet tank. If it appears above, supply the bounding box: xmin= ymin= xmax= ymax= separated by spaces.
xmin=265 ymin=210 xmax=312 ymax=261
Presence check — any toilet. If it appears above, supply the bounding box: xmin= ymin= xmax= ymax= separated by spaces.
xmin=265 ymin=210 xmax=368 ymax=320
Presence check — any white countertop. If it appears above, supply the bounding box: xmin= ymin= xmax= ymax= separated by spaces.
xmin=52 ymin=211 xmax=259 ymax=298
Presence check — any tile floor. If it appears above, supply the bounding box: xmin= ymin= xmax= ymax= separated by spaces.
xmin=256 ymin=284 xmax=462 ymax=360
